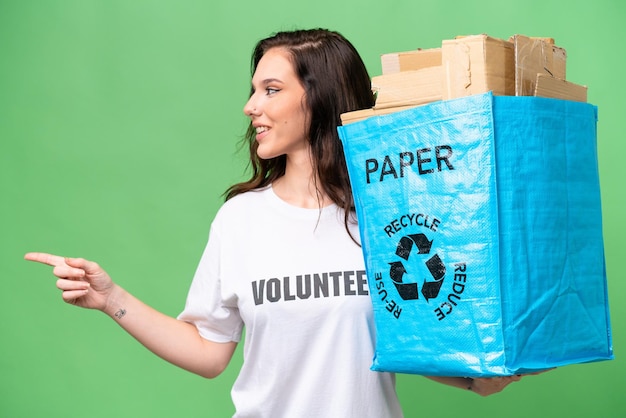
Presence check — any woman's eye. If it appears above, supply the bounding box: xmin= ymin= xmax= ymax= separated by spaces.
xmin=266 ymin=87 xmax=280 ymax=95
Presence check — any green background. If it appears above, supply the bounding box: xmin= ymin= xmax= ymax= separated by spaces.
xmin=2 ymin=0 xmax=623 ymax=417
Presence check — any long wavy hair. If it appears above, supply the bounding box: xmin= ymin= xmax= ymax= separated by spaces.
xmin=225 ymin=29 xmax=374 ymax=237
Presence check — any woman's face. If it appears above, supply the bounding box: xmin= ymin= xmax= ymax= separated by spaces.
xmin=243 ymin=48 xmax=309 ymax=161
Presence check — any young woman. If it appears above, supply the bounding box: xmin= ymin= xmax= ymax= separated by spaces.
xmin=25 ymin=29 xmax=521 ymax=417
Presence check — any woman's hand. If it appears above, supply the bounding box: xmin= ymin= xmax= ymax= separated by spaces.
xmin=24 ymin=252 xmax=115 ymax=311
xmin=468 ymin=375 xmax=522 ymax=396
xmin=427 ymin=369 xmax=551 ymax=396
xmin=468 ymin=369 xmax=551 ymax=396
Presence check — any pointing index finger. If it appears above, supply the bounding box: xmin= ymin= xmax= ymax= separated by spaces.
xmin=24 ymin=252 xmax=67 ymax=267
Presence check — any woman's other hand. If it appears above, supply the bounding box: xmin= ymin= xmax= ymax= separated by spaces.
xmin=24 ymin=252 xmax=115 ymax=311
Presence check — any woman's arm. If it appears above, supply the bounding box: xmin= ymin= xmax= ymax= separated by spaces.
xmin=24 ymin=252 xmax=237 ymax=379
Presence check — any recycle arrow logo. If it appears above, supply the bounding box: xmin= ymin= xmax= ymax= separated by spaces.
xmin=388 ymin=233 xmax=446 ymax=301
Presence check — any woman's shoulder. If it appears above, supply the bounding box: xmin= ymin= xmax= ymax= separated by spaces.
xmin=215 ymin=186 xmax=271 ymax=218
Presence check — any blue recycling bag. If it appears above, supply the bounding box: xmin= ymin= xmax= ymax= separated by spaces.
xmin=338 ymin=92 xmax=613 ymax=377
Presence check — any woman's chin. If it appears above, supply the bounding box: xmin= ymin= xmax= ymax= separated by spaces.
xmin=256 ymin=148 xmax=280 ymax=160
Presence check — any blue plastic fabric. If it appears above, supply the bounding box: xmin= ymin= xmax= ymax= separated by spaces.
xmin=338 ymin=92 xmax=613 ymax=376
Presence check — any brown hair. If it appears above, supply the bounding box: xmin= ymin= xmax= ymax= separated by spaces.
xmin=226 ymin=29 xmax=374 ymax=236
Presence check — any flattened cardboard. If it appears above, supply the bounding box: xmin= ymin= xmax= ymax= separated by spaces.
xmin=442 ymin=35 xmax=515 ymax=99
xmin=534 ymin=73 xmax=587 ymax=102
xmin=381 ymin=48 xmax=442 ymax=74
xmin=371 ymin=66 xmax=442 ymax=110
xmin=340 ymin=105 xmax=419 ymax=125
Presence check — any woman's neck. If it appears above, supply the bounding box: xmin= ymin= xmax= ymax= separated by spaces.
xmin=272 ymin=155 xmax=331 ymax=209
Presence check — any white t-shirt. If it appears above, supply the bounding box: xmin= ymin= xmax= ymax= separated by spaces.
xmin=178 ymin=186 xmax=402 ymax=418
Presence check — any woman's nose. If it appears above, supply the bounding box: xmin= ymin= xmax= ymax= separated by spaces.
xmin=243 ymin=96 xmax=258 ymax=117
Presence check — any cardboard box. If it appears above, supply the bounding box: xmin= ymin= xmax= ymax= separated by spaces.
xmin=371 ymin=66 xmax=443 ymax=110
xmin=381 ymin=48 xmax=442 ymax=74
xmin=342 ymin=33 xmax=581 ymax=127
xmin=442 ymin=35 xmax=515 ymax=99
xmin=534 ymin=73 xmax=587 ymax=102
xmin=512 ymin=35 xmax=567 ymax=96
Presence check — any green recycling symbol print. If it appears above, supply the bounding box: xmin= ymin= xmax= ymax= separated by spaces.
xmin=388 ymin=233 xmax=446 ymax=301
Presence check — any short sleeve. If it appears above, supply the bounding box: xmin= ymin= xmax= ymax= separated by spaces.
xmin=177 ymin=220 xmax=244 ymax=343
